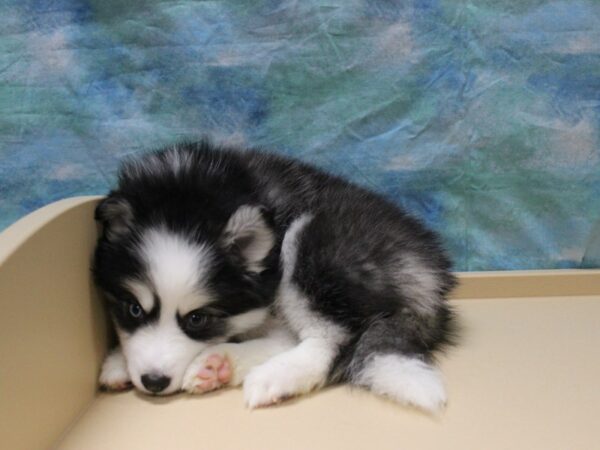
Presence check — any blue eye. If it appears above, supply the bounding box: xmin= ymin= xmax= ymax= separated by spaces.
xmin=129 ymin=303 xmax=143 ymax=318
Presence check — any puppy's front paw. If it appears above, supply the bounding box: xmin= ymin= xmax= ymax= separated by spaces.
xmin=99 ymin=349 xmax=132 ymax=391
xmin=243 ymin=360 xmax=315 ymax=408
xmin=183 ymin=353 xmax=232 ymax=394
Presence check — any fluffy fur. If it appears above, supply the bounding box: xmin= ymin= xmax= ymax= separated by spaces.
xmin=93 ymin=141 xmax=457 ymax=412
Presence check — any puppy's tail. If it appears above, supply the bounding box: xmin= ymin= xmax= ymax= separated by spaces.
xmin=350 ymin=352 xmax=447 ymax=413
xmin=331 ymin=307 xmax=456 ymax=413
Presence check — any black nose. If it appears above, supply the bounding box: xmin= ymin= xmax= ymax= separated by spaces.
xmin=141 ymin=373 xmax=171 ymax=393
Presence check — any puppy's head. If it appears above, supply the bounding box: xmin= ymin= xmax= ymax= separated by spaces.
xmin=93 ymin=195 xmax=275 ymax=395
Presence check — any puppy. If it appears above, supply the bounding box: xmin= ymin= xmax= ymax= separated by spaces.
xmin=93 ymin=141 xmax=456 ymax=412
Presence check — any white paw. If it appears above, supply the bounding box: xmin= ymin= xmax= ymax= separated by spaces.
xmin=99 ymin=349 xmax=132 ymax=391
xmin=243 ymin=360 xmax=321 ymax=408
xmin=182 ymin=352 xmax=232 ymax=394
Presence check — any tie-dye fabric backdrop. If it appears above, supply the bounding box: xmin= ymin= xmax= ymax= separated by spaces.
xmin=1 ymin=0 xmax=600 ymax=271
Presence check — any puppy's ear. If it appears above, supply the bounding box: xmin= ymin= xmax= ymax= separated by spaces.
xmin=221 ymin=205 xmax=274 ymax=272
xmin=95 ymin=195 xmax=133 ymax=241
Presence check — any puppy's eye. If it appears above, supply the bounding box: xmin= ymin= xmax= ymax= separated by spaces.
xmin=129 ymin=303 xmax=144 ymax=319
xmin=186 ymin=312 xmax=208 ymax=329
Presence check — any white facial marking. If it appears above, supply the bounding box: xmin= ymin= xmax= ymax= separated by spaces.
xmin=139 ymin=227 xmax=213 ymax=315
xmin=116 ymin=227 xmax=218 ymax=395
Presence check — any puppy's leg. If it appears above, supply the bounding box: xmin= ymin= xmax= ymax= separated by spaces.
xmin=242 ymin=287 xmax=347 ymax=408
xmin=99 ymin=347 xmax=132 ymax=391
xmin=241 ymin=214 xmax=348 ymax=408
xmin=243 ymin=334 xmax=343 ymax=408
xmin=182 ymin=326 xmax=296 ymax=394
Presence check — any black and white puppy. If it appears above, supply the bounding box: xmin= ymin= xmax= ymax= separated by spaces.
xmin=93 ymin=141 xmax=457 ymax=412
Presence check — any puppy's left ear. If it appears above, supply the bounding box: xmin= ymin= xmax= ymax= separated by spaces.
xmin=95 ymin=194 xmax=133 ymax=242
xmin=221 ymin=205 xmax=275 ymax=272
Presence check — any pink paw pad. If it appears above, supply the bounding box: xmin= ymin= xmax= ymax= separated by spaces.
xmin=194 ymin=354 xmax=232 ymax=393
xmin=100 ymin=381 xmax=133 ymax=392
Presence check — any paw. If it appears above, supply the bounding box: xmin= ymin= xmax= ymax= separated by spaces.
xmin=243 ymin=360 xmax=321 ymax=408
xmin=99 ymin=350 xmax=132 ymax=391
xmin=183 ymin=353 xmax=232 ymax=394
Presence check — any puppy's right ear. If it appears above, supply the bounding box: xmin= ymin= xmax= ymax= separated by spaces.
xmin=221 ymin=205 xmax=275 ymax=272
xmin=95 ymin=195 xmax=133 ymax=241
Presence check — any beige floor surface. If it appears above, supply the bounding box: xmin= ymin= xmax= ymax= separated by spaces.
xmin=3 ymin=198 xmax=599 ymax=449
xmin=57 ymin=296 xmax=600 ymax=450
